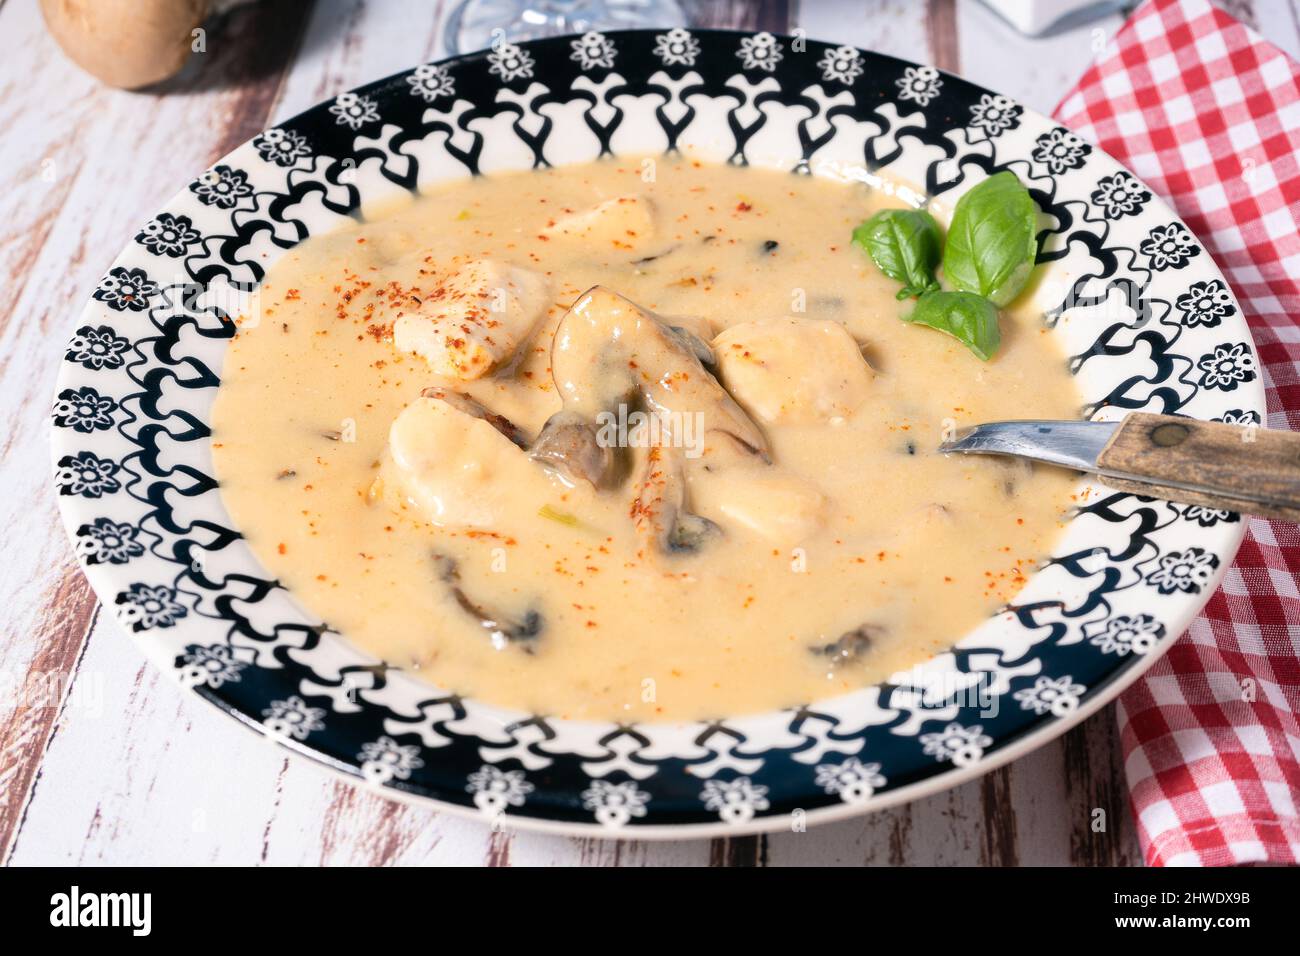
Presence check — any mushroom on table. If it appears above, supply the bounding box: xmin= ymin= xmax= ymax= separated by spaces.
xmin=40 ymin=0 xmax=251 ymax=89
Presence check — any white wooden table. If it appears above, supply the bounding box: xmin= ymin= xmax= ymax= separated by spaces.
xmin=4 ymin=0 xmax=1298 ymax=867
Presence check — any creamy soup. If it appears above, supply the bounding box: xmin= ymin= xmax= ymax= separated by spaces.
xmin=211 ymin=157 xmax=1080 ymax=722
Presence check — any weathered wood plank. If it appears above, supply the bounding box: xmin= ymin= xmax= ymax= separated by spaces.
xmin=1061 ymin=714 xmax=1143 ymax=865
xmin=0 ymin=5 xmax=107 ymax=855
xmin=926 ymin=0 xmax=960 ymax=72
xmin=269 ymin=0 xmax=449 ymax=124
xmin=0 ymin=0 xmax=314 ymax=862
xmin=796 ymin=0 xmax=930 ymax=61
xmin=12 ymin=612 xmax=453 ymax=864
xmin=197 ymin=0 xmax=322 ymax=161
xmin=0 ymin=567 xmax=97 ymax=863
xmin=685 ymin=0 xmax=792 ymax=32
xmin=0 ymin=0 xmax=311 ymax=862
xmin=978 ymin=766 xmax=1021 ymax=865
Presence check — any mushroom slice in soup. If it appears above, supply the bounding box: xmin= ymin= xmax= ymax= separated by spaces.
xmin=534 ymin=286 xmax=768 ymax=489
xmin=393 ymin=258 xmax=551 ymax=379
xmin=714 ymin=317 xmax=874 ymax=425
xmin=814 ymin=623 xmax=886 ymax=665
xmin=432 ymin=553 xmax=543 ymax=652
xmin=541 ymin=195 xmax=657 ymax=251
xmin=663 ymin=319 xmax=717 ymax=368
xmin=420 ymin=386 xmax=530 ymax=449
xmin=630 ymin=444 xmax=720 ymax=556
xmin=529 ymin=408 xmax=615 ymax=489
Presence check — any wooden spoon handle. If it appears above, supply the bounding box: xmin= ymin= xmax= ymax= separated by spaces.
xmin=1096 ymin=412 xmax=1300 ymax=522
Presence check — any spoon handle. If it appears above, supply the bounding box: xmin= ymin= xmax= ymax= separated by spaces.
xmin=1096 ymin=412 xmax=1300 ymax=521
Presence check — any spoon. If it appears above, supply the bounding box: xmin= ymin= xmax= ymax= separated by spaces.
xmin=939 ymin=412 xmax=1300 ymax=522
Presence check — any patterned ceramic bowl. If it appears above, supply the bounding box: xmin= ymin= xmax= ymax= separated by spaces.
xmin=50 ymin=29 xmax=1263 ymax=836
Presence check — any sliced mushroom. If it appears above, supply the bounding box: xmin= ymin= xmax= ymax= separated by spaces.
xmin=631 ymin=244 xmax=679 ymax=269
xmin=529 ymin=409 xmax=614 ymax=488
xmin=990 ymin=456 xmax=1035 ymax=498
xmin=421 ymin=386 xmax=528 ymax=449
xmin=433 ymin=554 xmax=542 ymax=652
xmin=813 ymin=624 xmax=884 ymax=665
xmin=535 ymin=286 xmax=769 ymax=488
xmin=667 ymin=325 xmax=716 ymax=368
xmin=629 ymin=445 xmax=720 ymax=556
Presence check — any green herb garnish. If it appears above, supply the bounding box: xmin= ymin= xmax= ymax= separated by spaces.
xmin=852 ymin=170 xmax=1039 ymax=360
xmin=851 ymin=208 xmax=943 ymax=300
xmin=942 ymin=171 xmax=1038 ymax=308
xmin=538 ymin=504 xmax=580 ymax=527
xmin=904 ymin=290 xmax=1002 ymax=362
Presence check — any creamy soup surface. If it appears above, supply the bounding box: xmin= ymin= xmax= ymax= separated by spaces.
xmin=211 ymin=157 xmax=1081 ymax=722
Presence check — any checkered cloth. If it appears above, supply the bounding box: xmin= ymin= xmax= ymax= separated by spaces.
xmin=1054 ymin=0 xmax=1300 ymax=867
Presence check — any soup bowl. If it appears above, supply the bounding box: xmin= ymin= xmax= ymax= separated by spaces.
xmin=51 ymin=29 xmax=1262 ymax=836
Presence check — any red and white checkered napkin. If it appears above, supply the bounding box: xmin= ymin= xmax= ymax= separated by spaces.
xmin=1054 ymin=0 xmax=1300 ymax=866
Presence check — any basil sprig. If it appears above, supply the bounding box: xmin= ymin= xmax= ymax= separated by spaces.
xmin=851 ymin=209 xmax=942 ymax=300
xmin=904 ymin=291 xmax=1001 ymax=362
xmin=851 ymin=170 xmax=1039 ymax=360
xmin=943 ymin=171 xmax=1038 ymax=307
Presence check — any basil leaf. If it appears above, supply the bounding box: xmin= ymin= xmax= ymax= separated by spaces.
xmin=942 ymin=171 xmax=1038 ymax=307
xmin=851 ymin=209 xmax=943 ymax=299
xmin=904 ymin=290 xmax=1002 ymax=361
